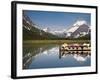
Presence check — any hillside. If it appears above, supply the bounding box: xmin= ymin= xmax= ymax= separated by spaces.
xmin=23 ymin=15 xmax=59 ymax=40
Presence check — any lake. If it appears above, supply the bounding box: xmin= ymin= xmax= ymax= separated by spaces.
xmin=23 ymin=43 xmax=91 ymax=69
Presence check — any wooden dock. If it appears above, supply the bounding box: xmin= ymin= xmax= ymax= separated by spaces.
xmin=60 ymin=43 xmax=91 ymax=51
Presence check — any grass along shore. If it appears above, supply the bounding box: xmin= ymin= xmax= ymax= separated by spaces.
xmin=23 ymin=40 xmax=90 ymax=44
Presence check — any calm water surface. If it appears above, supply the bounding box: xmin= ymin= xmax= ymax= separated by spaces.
xmin=23 ymin=43 xmax=91 ymax=69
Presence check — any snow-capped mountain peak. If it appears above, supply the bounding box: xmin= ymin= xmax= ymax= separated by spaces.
xmin=73 ymin=20 xmax=87 ymax=26
xmin=65 ymin=20 xmax=90 ymax=38
xmin=67 ymin=20 xmax=88 ymax=33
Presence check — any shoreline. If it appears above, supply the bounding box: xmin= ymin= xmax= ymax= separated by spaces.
xmin=23 ymin=40 xmax=90 ymax=44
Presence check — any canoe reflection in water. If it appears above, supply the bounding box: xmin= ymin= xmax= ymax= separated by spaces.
xmin=23 ymin=44 xmax=91 ymax=69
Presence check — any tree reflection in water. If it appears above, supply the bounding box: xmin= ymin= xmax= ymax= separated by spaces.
xmin=23 ymin=44 xmax=57 ymax=69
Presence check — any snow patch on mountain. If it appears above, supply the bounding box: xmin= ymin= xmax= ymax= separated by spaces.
xmin=67 ymin=20 xmax=88 ymax=33
xmin=73 ymin=20 xmax=87 ymax=26
xmin=67 ymin=26 xmax=79 ymax=33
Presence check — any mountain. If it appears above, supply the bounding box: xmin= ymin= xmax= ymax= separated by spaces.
xmin=50 ymin=30 xmax=66 ymax=38
xmin=47 ymin=20 xmax=90 ymax=39
xmin=23 ymin=14 xmax=59 ymax=40
xmin=65 ymin=20 xmax=90 ymax=38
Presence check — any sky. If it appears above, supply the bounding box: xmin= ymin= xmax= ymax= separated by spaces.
xmin=23 ymin=10 xmax=91 ymax=31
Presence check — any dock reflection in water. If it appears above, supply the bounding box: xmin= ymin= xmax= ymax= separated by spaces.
xmin=59 ymin=50 xmax=91 ymax=61
xmin=23 ymin=44 xmax=91 ymax=69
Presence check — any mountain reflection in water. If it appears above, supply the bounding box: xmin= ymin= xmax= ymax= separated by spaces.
xmin=23 ymin=44 xmax=91 ymax=69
